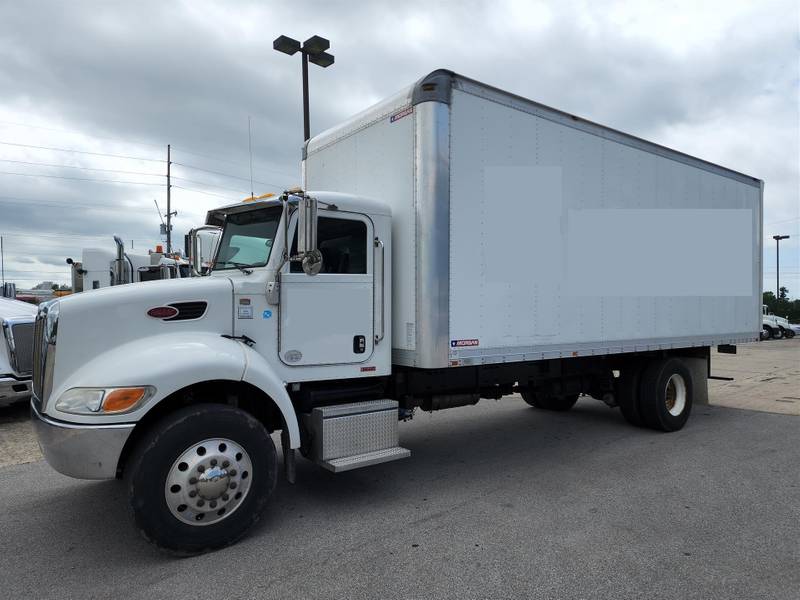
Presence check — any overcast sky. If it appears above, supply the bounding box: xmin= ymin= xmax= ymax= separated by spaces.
xmin=0 ymin=0 xmax=798 ymax=294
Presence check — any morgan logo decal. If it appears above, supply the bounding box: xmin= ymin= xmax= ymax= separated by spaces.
xmin=390 ymin=107 xmax=413 ymax=123
xmin=451 ymin=339 xmax=479 ymax=347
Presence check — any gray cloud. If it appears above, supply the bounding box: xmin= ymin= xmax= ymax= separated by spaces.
xmin=0 ymin=0 xmax=797 ymax=291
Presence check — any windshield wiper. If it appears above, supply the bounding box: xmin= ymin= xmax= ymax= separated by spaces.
xmin=226 ymin=262 xmax=260 ymax=275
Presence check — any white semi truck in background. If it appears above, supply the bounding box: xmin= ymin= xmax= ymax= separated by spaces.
xmin=67 ymin=229 xmax=220 ymax=292
xmin=30 ymin=70 xmax=762 ymax=554
xmin=761 ymin=305 xmax=795 ymax=339
xmin=1 ymin=296 xmax=36 ymax=406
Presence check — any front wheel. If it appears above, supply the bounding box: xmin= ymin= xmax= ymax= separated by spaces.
xmin=125 ymin=404 xmax=277 ymax=555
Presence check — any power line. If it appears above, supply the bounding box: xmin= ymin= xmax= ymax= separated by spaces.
xmin=170 ymin=146 xmax=252 ymax=168
xmin=0 ymin=170 xmax=167 ymax=186
xmin=171 ymin=185 xmax=241 ymax=200
xmin=171 ymin=175 xmax=251 ymax=195
xmin=0 ymin=140 xmax=165 ymax=162
xmin=0 ymin=230 xmax=157 ymax=242
xmin=172 ymin=161 xmax=292 ymax=189
xmin=765 ymin=217 xmax=800 ymax=226
xmin=0 ymin=157 xmax=163 ymax=178
xmin=0 ymin=196 xmax=153 ymax=213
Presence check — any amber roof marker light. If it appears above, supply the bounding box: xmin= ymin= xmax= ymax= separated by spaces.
xmin=273 ymin=34 xmax=335 ymax=142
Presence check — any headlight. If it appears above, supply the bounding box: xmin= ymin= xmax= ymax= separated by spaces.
xmin=55 ymin=386 xmax=155 ymax=415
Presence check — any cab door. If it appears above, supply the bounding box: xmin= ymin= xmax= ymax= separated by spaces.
xmin=279 ymin=211 xmax=374 ymax=366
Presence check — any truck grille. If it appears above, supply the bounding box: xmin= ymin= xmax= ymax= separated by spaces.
xmin=10 ymin=322 xmax=33 ymax=375
xmin=31 ymin=306 xmax=56 ymax=410
xmin=32 ymin=312 xmax=45 ymax=405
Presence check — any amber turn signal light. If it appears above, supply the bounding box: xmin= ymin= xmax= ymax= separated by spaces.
xmin=102 ymin=387 xmax=148 ymax=413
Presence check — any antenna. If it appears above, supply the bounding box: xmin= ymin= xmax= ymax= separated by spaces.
xmin=248 ymin=116 xmax=254 ymax=200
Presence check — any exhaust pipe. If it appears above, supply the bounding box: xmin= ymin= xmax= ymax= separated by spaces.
xmin=113 ymin=235 xmax=127 ymax=285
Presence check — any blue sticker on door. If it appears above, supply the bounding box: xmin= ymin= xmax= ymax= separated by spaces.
xmin=263 ymin=310 xmax=272 ymax=319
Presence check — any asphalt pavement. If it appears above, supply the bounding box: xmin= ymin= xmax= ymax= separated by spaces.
xmin=1 ymin=397 xmax=798 ymax=599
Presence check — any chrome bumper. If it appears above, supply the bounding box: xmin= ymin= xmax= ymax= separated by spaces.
xmin=30 ymin=400 xmax=135 ymax=480
xmin=0 ymin=376 xmax=31 ymax=407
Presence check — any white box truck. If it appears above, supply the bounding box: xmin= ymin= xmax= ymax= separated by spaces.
xmin=30 ymin=70 xmax=762 ymax=554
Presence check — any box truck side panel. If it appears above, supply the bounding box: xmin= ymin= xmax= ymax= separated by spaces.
xmin=304 ymin=93 xmax=418 ymax=356
xmin=448 ymin=86 xmax=761 ymax=365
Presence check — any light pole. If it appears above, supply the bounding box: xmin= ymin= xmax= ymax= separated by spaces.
xmin=773 ymin=234 xmax=790 ymax=299
xmin=273 ymin=35 xmax=334 ymax=142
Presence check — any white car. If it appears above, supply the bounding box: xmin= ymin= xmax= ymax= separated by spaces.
xmin=0 ymin=297 xmax=37 ymax=406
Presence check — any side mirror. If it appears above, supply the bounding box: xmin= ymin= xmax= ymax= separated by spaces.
xmin=188 ymin=226 xmax=221 ymax=276
xmin=297 ymin=196 xmax=323 ymax=275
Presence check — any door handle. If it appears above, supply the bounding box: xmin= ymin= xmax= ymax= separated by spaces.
xmin=374 ymin=237 xmax=385 ymax=344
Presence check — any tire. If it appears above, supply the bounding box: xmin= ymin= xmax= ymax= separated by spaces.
xmin=521 ymin=391 xmax=579 ymax=411
xmin=125 ymin=403 xmax=277 ymax=555
xmin=638 ymin=358 xmax=693 ymax=432
xmin=761 ymin=326 xmax=772 ymax=341
xmin=616 ymin=365 xmax=644 ymax=427
xmin=786 ymin=329 xmax=796 ymax=339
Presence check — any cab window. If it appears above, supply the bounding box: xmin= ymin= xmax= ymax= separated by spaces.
xmin=291 ymin=217 xmax=367 ymax=274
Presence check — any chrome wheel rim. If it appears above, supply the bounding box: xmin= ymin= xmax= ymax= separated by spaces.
xmin=165 ymin=438 xmax=253 ymax=526
xmin=664 ymin=374 xmax=687 ymax=417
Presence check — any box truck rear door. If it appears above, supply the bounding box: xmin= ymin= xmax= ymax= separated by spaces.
xmin=279 ymin=212 xmax=374 ymax=366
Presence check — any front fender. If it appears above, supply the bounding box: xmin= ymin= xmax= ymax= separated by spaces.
xmin=240 ymin=344 xmax=300 ymax=448
xmin=47 ymin=332 xmax=246 ymax=425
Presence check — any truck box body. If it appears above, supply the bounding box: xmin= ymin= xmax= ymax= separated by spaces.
xmin=304 ymin=70 xmax=763 ymax=369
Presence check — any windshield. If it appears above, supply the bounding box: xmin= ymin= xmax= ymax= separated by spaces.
xmin=214 ymin=206 xmax=282 ymax=270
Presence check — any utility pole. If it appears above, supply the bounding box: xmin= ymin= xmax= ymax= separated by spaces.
xmin=166 ymin=144 xmax=172 ymax=253
xmin=1 ymin=235 xmax=4 ymax=288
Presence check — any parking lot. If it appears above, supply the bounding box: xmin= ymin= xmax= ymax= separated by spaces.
xmin=1 ymin=339 xmax=798 ymax=599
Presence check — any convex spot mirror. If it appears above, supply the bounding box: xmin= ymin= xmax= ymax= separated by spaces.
xmin=297 ymin=196 xmax=323 ymax=275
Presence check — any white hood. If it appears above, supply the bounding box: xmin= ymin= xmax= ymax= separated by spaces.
xmin=0 ymin=297 xmax=38 ymax=319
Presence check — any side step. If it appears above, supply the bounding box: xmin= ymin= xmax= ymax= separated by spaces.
xmin=304 ymin=399 xmax=411 ymax=473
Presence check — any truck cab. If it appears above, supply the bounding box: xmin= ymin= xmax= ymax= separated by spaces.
xmin=762 ymin=304 xmax=794 ymax=339
xmin=30 ymin=191 xmax=397 ymax=554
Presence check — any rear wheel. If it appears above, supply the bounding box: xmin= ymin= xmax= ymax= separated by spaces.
xmin=125 ymin=403 xmax=277 ymax=555
xmin=638 ymin=358 xmax=693 ymax=432
xmin=780 ymin=327 xmax=794 ymax=339
xmin=521 ymin=391 xmax=579 ymax=411
xmin=761 ymin=326 xmax=772 ymax=341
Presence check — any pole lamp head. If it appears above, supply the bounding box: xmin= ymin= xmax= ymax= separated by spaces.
xmin=773 ymin=235 xmax=790 ymax=241
xmin=308 ymin=51 xmax=334 ymax=68
xmin=273 ymin=35 xmax=301 ymax=55
xmin=303 ymin=35 xmax=330 ymax=54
